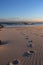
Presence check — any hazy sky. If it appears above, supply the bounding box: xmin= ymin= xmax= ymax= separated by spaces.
xmin=0 ymin=0 xmax=43 ymax=21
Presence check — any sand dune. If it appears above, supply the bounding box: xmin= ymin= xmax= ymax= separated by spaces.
xmin=0 ymin=26 xmax=43 ymax=65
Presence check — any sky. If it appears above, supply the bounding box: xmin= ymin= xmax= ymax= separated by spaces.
xmin=0 ymin=0 xmax=43 ymax=21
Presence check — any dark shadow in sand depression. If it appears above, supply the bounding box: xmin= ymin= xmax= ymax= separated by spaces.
xmin=0 ymin=40 xmax=11 ymax=45
xmin=7 ymin=59 xmax=20 ymax=65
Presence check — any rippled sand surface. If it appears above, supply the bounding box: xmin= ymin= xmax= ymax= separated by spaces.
xmin=0 ymin=26 xmax=43 ymax=65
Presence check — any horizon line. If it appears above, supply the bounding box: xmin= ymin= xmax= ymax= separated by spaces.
xmin=0 ymin=18 xmax=43 ymax=22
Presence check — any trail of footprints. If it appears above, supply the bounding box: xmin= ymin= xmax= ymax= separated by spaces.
xmin=7 ymin=31 xmax=42 ymax=65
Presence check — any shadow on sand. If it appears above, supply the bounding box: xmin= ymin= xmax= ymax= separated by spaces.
xmin=0 ymin=40 xmax=10 ymax=45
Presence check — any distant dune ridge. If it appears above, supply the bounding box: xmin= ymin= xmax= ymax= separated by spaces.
xmin=0 ymin=21 xmax=43 ymax=28
xmin=0 ymin=18 xmax=43 ymax=28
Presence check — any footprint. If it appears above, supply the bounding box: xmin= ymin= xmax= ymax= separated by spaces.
xmin=28 ymin=40 xmax=32 ymax=43
xmin=30 ymin=50 xmax=34 ymax=53
xmin=22 ymin=51 xmax=32 ymax=57
xmin=12 ymin=59 xmax=19 ymax=65
xmin=25 ymin=37 xmax=28 ymax=40
xmin=27 ymin=43 xmax=32 ymax=48
xmin=7 ymin=59 xmax=20 ymax=65
xmin=26 ymin=40 xmax=32 ymax=48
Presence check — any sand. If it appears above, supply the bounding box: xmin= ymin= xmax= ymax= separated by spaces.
xmin=0 ymin=26 xmax=43 ymax=65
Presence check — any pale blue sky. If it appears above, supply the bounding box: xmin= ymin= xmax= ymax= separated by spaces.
xmin=0 ymin=0 xmax=43 ymax=21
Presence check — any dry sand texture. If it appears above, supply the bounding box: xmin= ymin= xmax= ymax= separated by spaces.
xmin=0 ymin=26 xmax=43 ymax=65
